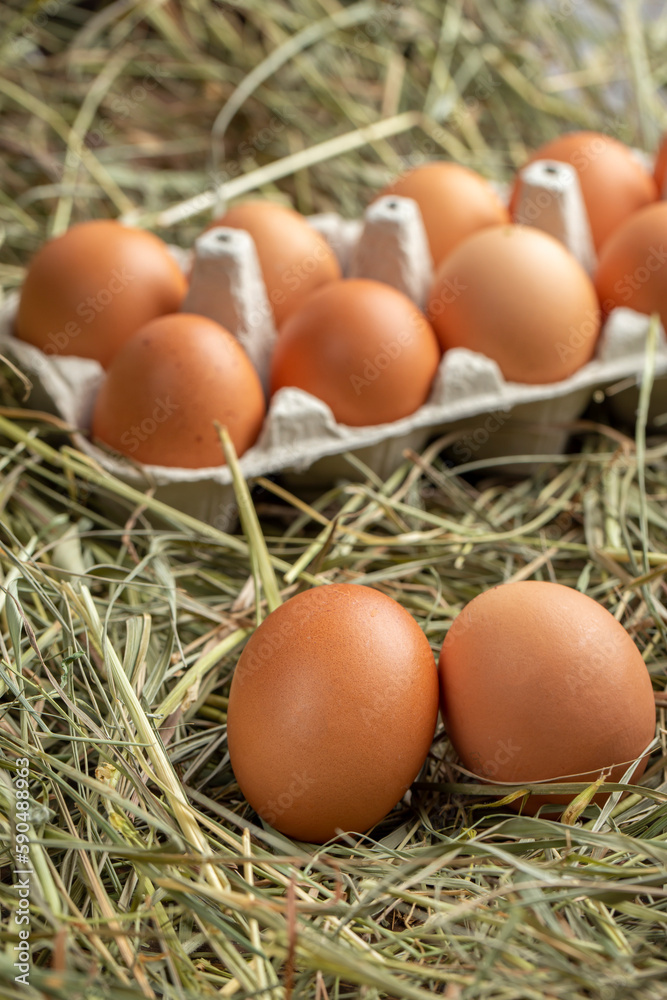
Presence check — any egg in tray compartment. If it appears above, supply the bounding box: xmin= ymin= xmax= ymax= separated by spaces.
xmin=1 ymin=140 xmax=667 ymax=523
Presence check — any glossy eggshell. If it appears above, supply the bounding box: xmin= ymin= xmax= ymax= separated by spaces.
xmin=270 ymin=279 xmax=441 ymax=426
xmin=509 ymin=131 xmax=657 ymax=252
xmin=91 ymin=313 xmax=265 ymax=468
xmin=427 ymin=225 xmax=600 ymax=384
xmin=227 ymin=584 xmax=439 ymax=843
xmin=206 ymin=201 xmax=341 ymax=327
xmin=376 ymin=162 xmax=509 ymax=268
xmin=15 ymin=220 xmax=187 ymax=367
xmin=438 ymin=581 xmax=656 ymax=814
xmin=594 ymin=202 xmax=667 ymax=330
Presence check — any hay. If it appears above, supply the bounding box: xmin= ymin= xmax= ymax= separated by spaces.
xmin=1 ymin=2 xmax=666 ymax=997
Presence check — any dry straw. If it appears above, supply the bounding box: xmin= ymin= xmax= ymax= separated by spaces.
xmin=1 ymin=1 xmax=666 ymax=998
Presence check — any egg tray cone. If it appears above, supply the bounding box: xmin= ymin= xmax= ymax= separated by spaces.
xmin=1 ymin=163 xmax=666 ymax=527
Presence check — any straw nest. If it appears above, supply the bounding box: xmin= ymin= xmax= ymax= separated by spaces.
xmin=1 ymin=2 xmax=666 ymax=998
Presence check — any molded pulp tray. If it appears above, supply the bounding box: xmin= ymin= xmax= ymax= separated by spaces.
xmin=0 ymin=294 xmax=664 ymax=528
xmin=1 ymin=160 xmax=666 ymax=526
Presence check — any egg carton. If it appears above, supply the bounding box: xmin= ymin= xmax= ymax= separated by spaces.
xmin=511 ymin=157 xmax=667 ymax=430
xmin=1 ymin=160 xmax=665 ymax=527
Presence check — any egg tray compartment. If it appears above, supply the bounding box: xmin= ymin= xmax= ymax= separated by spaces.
xmin=1 ymin=160 xmax=666 ymax=527
xmin=0 ymin=306 xmax=663 ymax=529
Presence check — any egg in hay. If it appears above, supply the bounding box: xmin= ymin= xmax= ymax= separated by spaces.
xmin=205 ymin=200 xmax=341 ymax=327
xmin=227 ymin=584 xmax=439 ymax=843
xmin=270 ymin=278 xmax=441 ymax=426
xmin=427 ymin=225 xmax=600 ymax=384
xmin=92 ymin=313 xmax=265 ymax=468
xmin=15 ymin=220 xmax=187 ymax=367
xmin=594 ymin=201 xmax=667 ymax=331
xmin=438 ymin=581 xmax=656 ymax=813
xmin=375 ymin=161 xmax=509 ymax=268
xmin=510 ymin=131 xmax=657 ymax=252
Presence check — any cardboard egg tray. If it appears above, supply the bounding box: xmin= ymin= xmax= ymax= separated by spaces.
xmin=1 ymin=158 xmax=666 ymax=527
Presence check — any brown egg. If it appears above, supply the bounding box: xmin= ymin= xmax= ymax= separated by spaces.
xmin=375 ymin=162 xmax=509 ymax=268
xmin=427 ymin=225 xmax=600 ymax=384
xmin=439 ymin=582 xmax=656 ymax=814
xmin=227 ymin=584 xmax=439 ymax=843
xmin=594 ymin=202 xmax=667 ymax=330
xmin=91 ymin=313 xmax=265 ymax=467
xmin=654 ymin=134 xmax=667 ymax=197
xmin=205 ymin=200 xmax=341 ymax=327
xmin=510 ymin=131 xmax=657 ymax=252
xmin=270 ymin=279 xmax=441 ymax=426
xmin=15 ymin=220 xmax=187 ymax=367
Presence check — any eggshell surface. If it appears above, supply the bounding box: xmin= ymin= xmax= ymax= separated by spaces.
xmin=594 ymin=201 xmax=667 ymax=330
xmin=270 ymin=278 xmax=441 ymax=426
xmin=427 ymin=225 xmax=600 ymax=384
xmin=91 ymin=313 xmax=265 ymax=467
xmin=227 ymin=584 xmax=439 ymax=843
xmin=438 ymin=581 xmax=656 ymax=813
xmin=15 ymin=220 xmax=187 ymax=367
xmin=206 ymin=200 xmax=341 ymax=327
xmin=376 ymin=162 xmax=509 ymax=268
xmin=510 ymin=131 xmax=657 ymax=251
